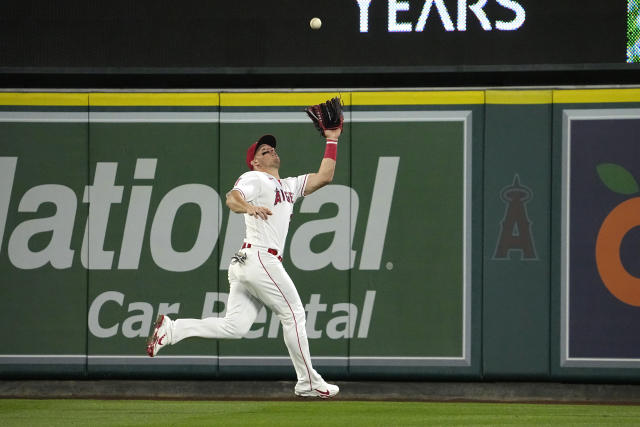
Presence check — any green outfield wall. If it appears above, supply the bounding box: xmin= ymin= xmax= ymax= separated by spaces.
xmin=2 ymin=89 xmax=640 ymax=381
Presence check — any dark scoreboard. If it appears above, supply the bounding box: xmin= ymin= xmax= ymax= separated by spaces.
xmin=0 ymin=0 xmax=632 ymax=73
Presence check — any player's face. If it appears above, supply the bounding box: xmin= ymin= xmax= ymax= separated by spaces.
xmin=255 ymin=145 xmax=280 ymax=169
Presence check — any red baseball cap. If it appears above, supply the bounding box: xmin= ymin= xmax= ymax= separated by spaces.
xmin=246 ymin=134 xmax=277 ymax=170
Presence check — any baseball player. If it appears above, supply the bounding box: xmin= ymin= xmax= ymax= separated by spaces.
xmin=146 ymin=98 xmax=344 ymax=398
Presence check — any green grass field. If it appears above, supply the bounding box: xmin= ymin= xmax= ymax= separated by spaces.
xmin=1 ymin=399 xmax=640 ymax=426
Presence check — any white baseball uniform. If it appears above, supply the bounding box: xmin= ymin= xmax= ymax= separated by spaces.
xmin=170 ymin=170 xmax=326 ymax=393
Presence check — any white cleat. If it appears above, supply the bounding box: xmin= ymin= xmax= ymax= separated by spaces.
xmin=146 ymin=315 xmax=173 ymax=357
xmin=295 ymin=382 xmax=339 ymax=399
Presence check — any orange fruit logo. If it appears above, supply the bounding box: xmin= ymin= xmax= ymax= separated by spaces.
xmin=595 ymin=163 xmax=640 ymax=306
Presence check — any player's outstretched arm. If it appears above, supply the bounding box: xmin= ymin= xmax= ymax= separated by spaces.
xmin=226 ymin=190 xmax=272 ymax=220
xmin=304 ymin=128 xmax=340 ymax=196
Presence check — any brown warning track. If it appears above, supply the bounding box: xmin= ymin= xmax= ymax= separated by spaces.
xmin=2 ymin=381 xmax=640 ymax=405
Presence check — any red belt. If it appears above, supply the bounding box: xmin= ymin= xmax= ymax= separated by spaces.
xmin=241 ymin=243 xmax=282 ymax=262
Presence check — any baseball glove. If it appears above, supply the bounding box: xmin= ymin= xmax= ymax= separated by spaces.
xmin=304 ymin=97 xmax=344 ymax=137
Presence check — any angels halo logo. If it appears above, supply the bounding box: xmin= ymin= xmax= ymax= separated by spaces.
xmin=595 ymin=163 xmax=640 ymax=306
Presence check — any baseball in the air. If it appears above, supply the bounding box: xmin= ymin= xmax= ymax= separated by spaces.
xmin=310 ymin=17 xmax=322 ymax=30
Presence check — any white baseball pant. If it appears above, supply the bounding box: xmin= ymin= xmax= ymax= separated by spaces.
xmin=170 ymin=245 xmax=324 ymax=391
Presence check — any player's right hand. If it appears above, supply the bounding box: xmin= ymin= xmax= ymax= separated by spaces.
xmin=247 ymin=205 xmax=272 ymax=220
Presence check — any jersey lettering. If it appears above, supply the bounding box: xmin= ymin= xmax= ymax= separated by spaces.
xmin=274 ymin=189 xmax=294 ymax=206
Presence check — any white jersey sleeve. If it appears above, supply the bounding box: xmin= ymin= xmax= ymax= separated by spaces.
xmin=232 ymin=172 xmax=261 ymax=201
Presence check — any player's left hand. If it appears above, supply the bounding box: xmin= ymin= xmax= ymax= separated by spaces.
xmin=324 ymin=128 xmax=341 ymax=140
xmin=305 ymin=97 xmax=344 ymax=137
